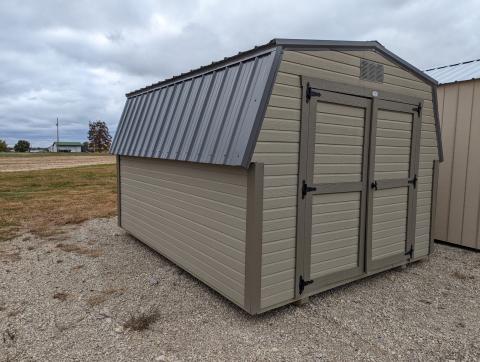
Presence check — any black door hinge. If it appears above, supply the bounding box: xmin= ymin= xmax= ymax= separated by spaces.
xmin=306 ymin=82 xmax=321 ymax=102
xmin=371 ymin=180 xmax=378 ymax=190
xmin=408 ymin=174 xmax=418 ymax=188
xmin=405 ymin=246 xmax=414 ymax=258
xmin=302 ymin=180 xmax=317 ymax=199
xmin=413 ymin=102 xmax=422 ymax=116
xmin=299 ymin=275 xmax=313 ymax=294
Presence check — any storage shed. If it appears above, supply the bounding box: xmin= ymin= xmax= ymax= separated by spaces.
xmin=426 ymin=59 xmax=480 ymax=250
xmin=111 ymin=39 xmax=443 ymax=314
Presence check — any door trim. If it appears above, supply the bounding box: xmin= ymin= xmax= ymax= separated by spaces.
xmin=366 ymin=99 xmax=423 ymax=271
xmin=296 ymin=79 xmax=372 ymax=297
xmin=295 ymin=76 xmax=423 ymax=298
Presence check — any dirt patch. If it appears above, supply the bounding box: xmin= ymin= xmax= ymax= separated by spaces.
xmin=56 ymin=243 xmax=103 ymax=258
xmin=1 ymin=217 xmax=479 ymax=361
xmin=53 ymin=292 xmax=69 ymax=302
xmin=0 ymin=154 xmax=115 ymax=172
xmin=86 ymin=289 xmax=124 ymax=307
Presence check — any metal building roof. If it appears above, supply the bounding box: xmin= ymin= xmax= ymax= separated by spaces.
xmin=111 ymin=38 xmax=443 ymax=166
xmin=111 ymin=46 xmax=281 ymax=167
xmin=425 ymin=59 xmax=480 ymax=84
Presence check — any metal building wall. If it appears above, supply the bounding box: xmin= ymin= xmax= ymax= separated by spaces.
xmin=434 ymin=80 xmax=480 ymax=249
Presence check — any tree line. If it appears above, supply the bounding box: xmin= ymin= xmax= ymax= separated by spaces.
xmin=0 ymin=120 xmax=112 ymax=153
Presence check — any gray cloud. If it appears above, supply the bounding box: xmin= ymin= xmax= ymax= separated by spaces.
xmin=0 ymin=0 xmax=479 ymax=147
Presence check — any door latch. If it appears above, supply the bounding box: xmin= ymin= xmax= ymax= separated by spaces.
xmin=413 ymin=102 xmax=422 ymax=116
xmin=408 ymin=174 xmax=418 ymax=188
xmin=299 ymin=275 xmax=313 ymax=295
xmin=302 ymin=180 xmax=317 ymax=199
xmin=371 ymin=180 xmax=378 ymax=190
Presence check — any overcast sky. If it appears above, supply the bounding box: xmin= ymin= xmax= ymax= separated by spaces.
xmin=1 ymin=0 xmax=479 ymax=147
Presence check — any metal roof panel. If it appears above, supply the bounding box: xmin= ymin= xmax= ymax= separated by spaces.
xmin=425 ymin=59 xmax=480 ymax=84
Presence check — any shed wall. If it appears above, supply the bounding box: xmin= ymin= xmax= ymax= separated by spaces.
xmin=434 ymin=80 xmax=480 ymax=249
xmin=252 ymin=49 xmax=438 ymax=309
xmin=119 ymin=156 xmax=248 ymax=307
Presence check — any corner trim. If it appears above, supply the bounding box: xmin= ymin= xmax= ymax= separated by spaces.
xmin=244 ymin=162 xmax=264 ymax=314
xmin=430 ymin=160 xmax=440 ymax=254
xmin=431 ymin=86 xmax=444 ymax=161
xmin=241 ymin=47 xmax=283 ymax=168
xmin=116 ymin=155 xmax=122 ymax=227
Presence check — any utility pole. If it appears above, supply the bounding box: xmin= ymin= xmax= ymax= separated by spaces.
xmin=56 ymin=117 xmax=59 ymax=152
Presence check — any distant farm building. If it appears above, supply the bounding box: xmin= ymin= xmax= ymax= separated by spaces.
xmin=48 ymin=141 xmax=82 ymax=153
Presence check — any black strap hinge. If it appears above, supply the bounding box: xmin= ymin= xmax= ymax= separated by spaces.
xmin=413 ymin=102 xmax=422 ymax=116
xmin=405 ymin=246 xmax=414 ymax=258
xmin=299 ymin=275 xmax=313 ymax=294
xmin=408 ymin=174 xmax=418 ymax=188
xmin=306 ymin=82 xmax=321 ymax=102
xmin=302 ymin=180 xmax=317 ymax=199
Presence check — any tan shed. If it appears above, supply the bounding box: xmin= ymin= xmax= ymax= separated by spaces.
xmin=426 ymin=60 xmax=480 ymax=250
xmin=111 ymin=39 xmax=443 ymax=314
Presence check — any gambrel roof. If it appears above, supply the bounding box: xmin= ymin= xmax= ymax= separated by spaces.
xmin=111 ymin=39 xmax=443 ymax=166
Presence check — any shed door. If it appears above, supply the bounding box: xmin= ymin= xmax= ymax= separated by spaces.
xmin=295 ymin=90 xmax=371 ymax=296
xmin=366 ymin=100 xmax=421 ymax=271
xmin=295 ymin=82 xmax=421 ymax=297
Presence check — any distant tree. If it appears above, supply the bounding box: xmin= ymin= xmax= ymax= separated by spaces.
xmin=14 ymin=140 xmax=30 ymax=152
xmin=81 ymin=141 xmax=90 ymax=152
xmin=0 ymin=139 xmax=7 ymax=152
xmin=88 ymin=121 xmax=111 ymax=152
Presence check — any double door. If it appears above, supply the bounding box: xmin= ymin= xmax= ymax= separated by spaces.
xmin=296 ymin=79 xmax=422 ymax=297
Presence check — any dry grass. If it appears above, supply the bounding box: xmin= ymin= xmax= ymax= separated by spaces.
xmin=53 ymin=292 xmax=69 ymax=302
xmin=0 ymin=164 xmax=117 ymax=241
xmin=123 ymin=310 xmax=159 ymax=331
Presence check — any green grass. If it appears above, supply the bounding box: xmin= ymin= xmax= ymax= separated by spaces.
xmin=0 ymin=164 xmax=117 ymax=241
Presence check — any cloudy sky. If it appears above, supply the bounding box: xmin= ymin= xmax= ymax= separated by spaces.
xmin=1 ymin=0 xmax=479 ymax=147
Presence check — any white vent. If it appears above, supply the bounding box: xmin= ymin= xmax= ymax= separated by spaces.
xmin=360 ymin=59 xmax=384 ymax=83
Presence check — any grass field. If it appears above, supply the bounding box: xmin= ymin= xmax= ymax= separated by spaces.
xmin=0 ymin=164 xmax=117 ymax=241
xmin=0 ymin=153 xmax=115 ymax=172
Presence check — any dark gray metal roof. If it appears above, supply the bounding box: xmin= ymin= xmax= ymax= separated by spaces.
xmin=111 ymin=46 xmax=281 ymax=167
xmin=425 ymin=59 xmax=480 ymax=84
xmin=111 ymin=38 xmax=443 ymax=165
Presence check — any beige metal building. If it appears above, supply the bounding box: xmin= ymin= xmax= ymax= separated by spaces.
xmin=426 ymin=60 xmax=480 ymax=250
xmin=111 ymin=39 xmax=443 ymax=314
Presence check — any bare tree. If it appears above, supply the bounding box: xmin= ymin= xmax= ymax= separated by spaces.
xmin=88 ymin=121 xmax=111 ymax=152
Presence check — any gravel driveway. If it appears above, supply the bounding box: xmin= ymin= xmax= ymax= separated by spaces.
xmin=1 ymin=218 xmax=479 ymax=361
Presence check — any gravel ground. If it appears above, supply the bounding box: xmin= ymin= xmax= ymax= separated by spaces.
xmin=0 ymin=155 xmax=115 ymax=172
xmin=1 ymin=217 xmax=479 ymax=361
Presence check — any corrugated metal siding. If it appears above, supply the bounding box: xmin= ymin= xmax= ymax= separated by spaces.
xmin=252 ymin=49 xmax=438 ymax=310
xmin=119 ymin=156 xmax=248 ymax=307
xmin=434 ymin=80 xmax=480 ymax=250
xmin=426 ymin=59 xmax=480 ymax=84
xmin=111 ymin=49 xmax=278 ymax=167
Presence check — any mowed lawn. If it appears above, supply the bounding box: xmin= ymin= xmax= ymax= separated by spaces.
xmin=0 ymin=164 xmax=117 ymax=241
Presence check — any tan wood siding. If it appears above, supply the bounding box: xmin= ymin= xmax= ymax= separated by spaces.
xmin=434 ymin=80 xmax=480 ymax=250
xmin=311 ymin=192 xmax=361 ymax=277
xmin=315 ymin=102 xmax=365 ymax=183
xmin=252 ymin=49 xmax=437 ymax=310
xmin=119 ymin=156 xmax=248 ymax=307
xmin=374 ymin=110 xmax=413 ymax=180
xmin=372 ymin=187 xmax=408 ymax=260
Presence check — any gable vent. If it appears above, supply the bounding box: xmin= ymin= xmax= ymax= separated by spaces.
xmin=360 ymin=59 xmax=384 ymax=83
